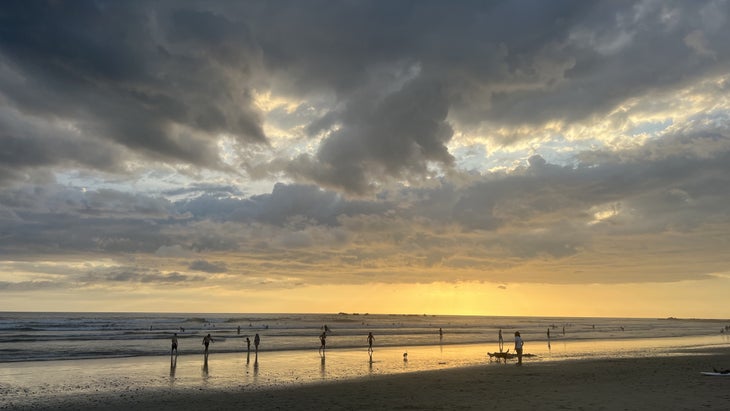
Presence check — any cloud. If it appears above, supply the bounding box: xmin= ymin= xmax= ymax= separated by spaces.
xmin=155 ymin=245 xmax=194 ymax=258
xmin=290 ymin=77 xmax=455 ymax=193
xmin=1 ymin=1 xmax=730 ymax=298
xmin=189 ymin=260 xmax=227 ymax=273
xmin=0 ymin=1 xmax=266 ymax=180
xmin=83 ymin=266 xmax=206 ymax=284
xmin=0 ymin=280 xmax=61 ymax=291
xmin=0 ymin=1 xmax=726 ymax=191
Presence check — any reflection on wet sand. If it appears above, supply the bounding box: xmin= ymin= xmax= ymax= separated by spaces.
xmin=202 ymin=354 xmax=209 ymax=379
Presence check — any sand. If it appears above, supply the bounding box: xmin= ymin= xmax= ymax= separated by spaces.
xmin=4 ymin=347 xmax=730 ymax=411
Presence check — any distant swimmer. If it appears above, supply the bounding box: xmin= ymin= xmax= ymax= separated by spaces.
xmin=171 ymin=333 xmax=178 ymax=356
xmin=202 ymin=333 xmax=213 ymax=355
xmin=254 ymin=333 xmax=260 ymax=353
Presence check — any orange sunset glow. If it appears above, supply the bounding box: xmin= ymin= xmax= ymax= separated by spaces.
xmin=1 ymin=1 xmax=730 ymax=319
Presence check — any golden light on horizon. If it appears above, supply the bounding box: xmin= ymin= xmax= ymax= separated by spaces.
xmin=2 ymin=276 xmax=728 ymax=319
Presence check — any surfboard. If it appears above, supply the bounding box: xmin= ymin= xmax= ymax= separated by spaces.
xmin=701 ymin=372 xmax=730 ymax=376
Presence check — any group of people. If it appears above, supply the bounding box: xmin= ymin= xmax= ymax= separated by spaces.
xmin=170 ymin=332 xmax=261 ymax=356
xmin=498 ymin=329 xmax=525 ymax=366
xmin=318 ymin=325 xmax=375 ymax=357
xmin=171 ymin=327 xmax=527 ymax=366
xmin=172 ymin=326 xmax=377 ymax=360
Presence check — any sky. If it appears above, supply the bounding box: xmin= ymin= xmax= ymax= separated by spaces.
xmin=1 ymin=0 xmax=729 ymax=318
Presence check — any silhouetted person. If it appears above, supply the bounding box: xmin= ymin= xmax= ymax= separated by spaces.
xmin=254 ymin=333 xmax=260 ymax=353
xmin=246 ymin=337 xmax=251 ymax=353
xmin=171 ymin=333 xmax=178 ymax=356
xmin=319 ymin=331 xmax=327 ymax=356
xmin=498 ymin=329 xmax=504 ymax=352
xmin=367 ymin=332 xmax=374 ymax=352
xmin=514 ymin=331 xmax=524 ymax=366
xmin=203 ymin=333 xmax=213 ymax=355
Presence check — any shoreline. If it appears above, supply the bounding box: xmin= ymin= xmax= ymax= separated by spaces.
xmin=5 ymin=347 xmax=730 ymax=410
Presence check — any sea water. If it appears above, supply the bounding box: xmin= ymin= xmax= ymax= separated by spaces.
xmin=1 ymin=312 xmax=729 ymax=405
xmin=1 ymin=312 xmax=728 ymax=363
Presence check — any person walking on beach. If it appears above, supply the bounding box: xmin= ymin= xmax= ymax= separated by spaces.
xmin=367 ymin=331 xmax=375 ymax=361
xmin=514 ymin=331 xmax=524 ymax=366
xmin=246 ymin=337 xmax=251 ymax=353
xmin=203 ymin=333 xmax=213 ymax=355
xmin=319 ymin=331 xmax=327 ymax=356
xmin=171 ymin=333 xmax=179 ymax=356
xmin=254 ymin=333 xmax=260 ymax=354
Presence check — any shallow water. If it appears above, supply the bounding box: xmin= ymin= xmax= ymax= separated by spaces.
xmin=2 ymin=332 xmax=728 ymax=406
xmin=2 ymin=312 xmax=728 ymax=362
xmin=2 ymin=312 xmax=730 ymax=407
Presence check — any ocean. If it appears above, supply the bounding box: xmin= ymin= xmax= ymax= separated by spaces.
xmin=2 ymin=312 xmax=730 ymax=406
xmin=2 ymin=312 xmax=728 ymax=363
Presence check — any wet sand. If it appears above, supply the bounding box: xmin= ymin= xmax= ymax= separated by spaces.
xmin=5 ymin=347 xmax=730 ymax=410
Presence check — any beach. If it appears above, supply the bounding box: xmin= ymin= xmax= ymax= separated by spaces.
xmin=4 ymin=347 xmax=730 ymax=410
xmin=3 ymin=313 xmax=730 ymax=410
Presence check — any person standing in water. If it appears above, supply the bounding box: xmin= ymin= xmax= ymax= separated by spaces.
xmin=514 ymin=331 xmax=524 ymax=366
xmin=202 ymin=333 xmax=213 ymax=355
xmin=171 ymin=333 xmax=178 ymax=356
xmin=498 ymin=329 xmax=504 ymax=352
xmin=368 ymin=331 xmax=375 ymax=364
xmin=319 ymin=331 xmax=327 ymax=356
xmin=254 ymin=333 xmax=260 ymax=353
xmin=246 ymin=337 xmax=251 ymax=353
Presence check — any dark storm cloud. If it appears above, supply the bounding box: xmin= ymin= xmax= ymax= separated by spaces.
xmin=178 ymin=183 xmax=390 ymax=226
xmin=0 ymin=0 xmax=265 ymax=181
xmin=0 ymin=107 xmax=130 ymax=184
xmin=257 ymin=0 xmax=730 ymax=191
xmin=1 ymin=1 xmax=729 ymax=193
xmin=290 ymin=78 xmax=455 ymax=193
xmin=0 ymin=185 xmax=182 ymax=255
xmin=1 ymin=0 xmax=730 ymax=290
